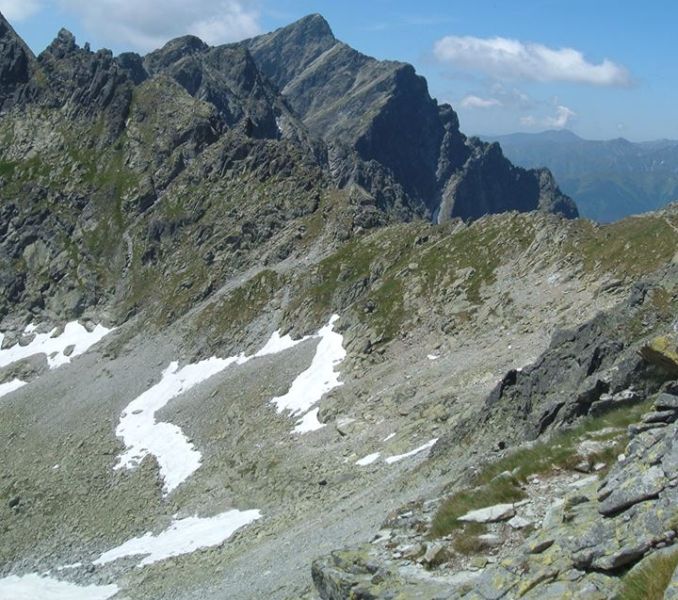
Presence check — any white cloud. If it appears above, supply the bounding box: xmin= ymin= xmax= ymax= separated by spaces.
xmin=0 ymin=0 xmax=42 ymax=21
xmin=521 ymin=105 xmax=576 ymax=129
xmin=58 ymin=0 xmax=262 ymax=51
xmin=460 ymin=95 xmax=502 ymax=109
xmin=434 ymin=35 xmax=630 ymax=87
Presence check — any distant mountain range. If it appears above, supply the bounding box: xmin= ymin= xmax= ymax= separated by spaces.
xmin=484 ymin=130 xmax=678 ymax=222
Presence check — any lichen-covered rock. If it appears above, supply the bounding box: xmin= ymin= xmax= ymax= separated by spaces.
xmin=598 ymin=464 xmax=667 ymax=515
xmin=641 ymin=335 xmax=678 ymax=377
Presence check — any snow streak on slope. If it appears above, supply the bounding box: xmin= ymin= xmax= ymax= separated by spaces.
xmin=384 ymin=439 xmax=439 ymax=464
xmin=0 ymin=322 xmax=113 ymax=369
xmin=271 ymin=315 xmax=346 ymax=433
xmin=114 ymin=330 xmax=311 ymax=494
xmin=93 ymin=509 xmax=261 ymax=567
xmin=0 ymin=574 xmax=119 ymax=600
xmin=0 ymin=378 xmax=27 ymax=399
xmin=356 ymin=452 xmax=381 ymax=466
xmin=115 ymin=356 xmax=249 ymax=495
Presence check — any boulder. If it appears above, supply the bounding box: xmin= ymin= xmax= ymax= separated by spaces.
xmin=656 ymin=392 xmax=678 ymax=411
xmin=640 ymin=335 xmax=678 ymax=377
xmin=458 ymin=503 xmax=516 ymax=524
xmin=599 ymin=465 xmax=667 ymax=516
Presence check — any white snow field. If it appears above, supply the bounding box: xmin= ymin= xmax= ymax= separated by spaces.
xmin=0 ymin=321 xmax=113 ymax=370
xmin=356 ymin=452 xmax=381 ymax=466
xmin=0 ymin=377 xmax=26 ymax=399
xmin=0 ymin=574 xmax=119 ymax=600
xmin=93 ymin=509 xmax=262 ymax=567
xmin=115 ymin=356 xmax=250 ymax=495
xmin=384 ymin=439 xmax=439 ymax=464
xmin=271 ymin=315 xmax=346 ymax=433
xmin=114 ymin=319 xmax=343 ymax=493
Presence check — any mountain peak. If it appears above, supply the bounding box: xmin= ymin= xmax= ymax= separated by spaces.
xmin=144 ymin=34 xmax=209 ymax=74
xmin=44 ymin=28 xmax=79 ymax=58
xmin=244 ymin=13 xmax=337 ymax=92
xmin=285 ymin=13 xmax=335 ymax=41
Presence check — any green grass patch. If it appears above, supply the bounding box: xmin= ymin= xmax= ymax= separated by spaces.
xmin=366 ymin=277 xmax=405 ymax=341
xmin=476 ymin=400 xmax=652 ymax=486
xmin=0 ymin=160 xmax=17 ymax=178
xmin=430 ymin=476 xmax=526 ymax=538
xmin=431 ymin=400 xmax=653 ymax=538
xmin=566 ymin=216 xmax=678 ymax=279
xmin=451 ymin=522 xmax=489 ymax=555
xmin=417 ymin=214 xmax=534 ymax=304
xmin=197 ymin=270 xmax=282 ymax=336
xmin=617 ymin=548 xmax=678 ymax=600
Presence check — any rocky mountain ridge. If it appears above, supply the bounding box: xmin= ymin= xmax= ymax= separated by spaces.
xmin=0 ymin=10 xmax=676 ymax=600
xmin=0 ymin=11 xmax=576 ymax=328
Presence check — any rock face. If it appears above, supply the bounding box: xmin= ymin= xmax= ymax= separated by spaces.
xmin=0 ymin=12 xmax=37 ymax=109
xmin=437 ymin=272 xmax=678 ymax=449
xmin=0 ymin=10 xmax=577 ymax=324
xmin=244 ymin=15 xmax=577 ymax=222
xmin=641 ymin=334 xmax=678 ymax=377
xmin=460 ymin=393 xmax=678 ymax=598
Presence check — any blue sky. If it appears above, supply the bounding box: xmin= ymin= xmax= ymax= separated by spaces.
xmin=2 ymin=0 xmax=675 ymax=141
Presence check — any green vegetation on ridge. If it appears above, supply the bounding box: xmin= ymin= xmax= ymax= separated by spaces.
xmin=430 ymin=399 xmax=653 ymax=539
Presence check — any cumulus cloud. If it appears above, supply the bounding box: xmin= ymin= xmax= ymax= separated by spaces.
xmin=0 ymin=0 xmax=42 ymax=21
xmin=460 ymin=95 xmax=502 ymax=109
xmin=434 ymin=35 xmax=630 ymax=87
xmin=59 ymin=0 xmax=262 ymax=51
xmin=521 ymin=105 xmax=576 ymax=129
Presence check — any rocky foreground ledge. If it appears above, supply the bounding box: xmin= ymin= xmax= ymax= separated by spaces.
xmin=312 ymin=384 xmax=678 ymax=599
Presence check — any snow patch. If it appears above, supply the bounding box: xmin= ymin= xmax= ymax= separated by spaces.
xmin=115 ymin=357 xmax=247 ymax=495
xmin=383 ymin=433 xmax=396 ymax=442
xmin=293 ymin=407 xmax=325 ymax=433
xmin=255 ymin=330 xmax=309 ymax=357
xmin=356 ymin=452 xmax=381 ymax=466
xmin=114 ymin=328 xmax=309 ymax=494
xmin=0 ymin=322 xmax=113 ymax=370
xmin=0 ymin=378 xmax=26 ymax=399
xmin=0 ymin=574 xmax=118 ymax=600
xmin=93 ymin=509 xmax=261 ymax=567
xmin=427 ymin=354 xmax=439 ymax=361
xmin=271 ymin=315 xmax=345 ymax=432
xmin=384 ymin=439 xmax=438 ymax=464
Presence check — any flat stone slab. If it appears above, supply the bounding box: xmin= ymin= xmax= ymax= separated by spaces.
xmin=508 ymin=516 xmax=532 ymax=529
xmin=599 ymin=465 xmax=667 ymax=516
xmin=655 ymin=393 xmax=678 ymax=411
xmin=643 ymin=410 xmax=677 ymax=424
xmin=458 ymin=503 xmax=516 ymax=524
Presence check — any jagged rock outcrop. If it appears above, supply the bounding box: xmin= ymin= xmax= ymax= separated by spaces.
xmin=433 ymin=267 xmax=678 ymax=449
xmin=453 ymin=391 xmax=678 ymax=599
xmin=312 ymin=387 xmax=678 ymax=600
xmin=244 ymin=15 xmax=577 ymax=222
xmin=0 ymin=12 xmax=37 ymax=109
xmin=0 ymin=10 xmax=579 ymax=326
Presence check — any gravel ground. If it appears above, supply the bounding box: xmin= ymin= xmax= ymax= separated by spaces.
xmin=0 ymin=250 xmax=626 ymax=599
